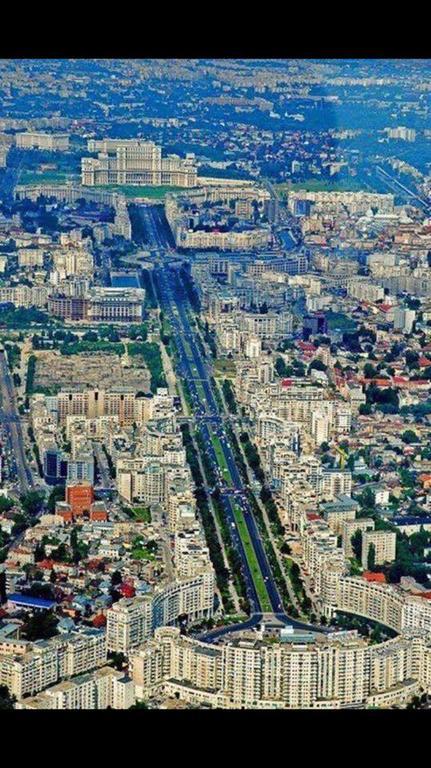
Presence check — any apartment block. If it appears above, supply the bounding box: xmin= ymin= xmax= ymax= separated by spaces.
xmin=361 ymin=531 xmax=397 ymax=569
xmin=16 ymin=132 xmax=70 ymax=151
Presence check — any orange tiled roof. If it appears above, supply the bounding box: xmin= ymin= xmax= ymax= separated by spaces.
xmin=363 ymin=571 xmax=386 ymax=583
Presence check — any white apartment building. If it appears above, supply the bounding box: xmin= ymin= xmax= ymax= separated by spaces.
xmin=58 ymin=388 xmax=137 ymax=427
xmin=106 ymin=596 xmax=153 ymax=653
xmin=0 ymin=629 xmax=107 ymax=700
xmin=0 ymin=285 xmax=49 ymax=308
xmin=287 ymin=190 xmax=394 ymax=216
xmin=361 ymin=530 xmax=397 ymax=569
xmin=130 ymin=625 xmax=427 ymax=710
xmin=393 ymin=307 xmax=416 ymax=334
xmin=16 ymin=132 xmax=70 ymax=151
xmin=347 ymin=279 xmax=385 ymax=303
xmin=17 ymin=248 xmax=45 ymax=268
xmin=342 ymin=518 xmax=375 ymax=558
xmin=321 ymin=470 xmax=352 ymax=501
xmin=106 ymin=572 xmax=215 ymax=653
xmin=16 ymin=667 xmax=135 ymax=710
xmin=322 ymin=505 xmax=357 ymax=536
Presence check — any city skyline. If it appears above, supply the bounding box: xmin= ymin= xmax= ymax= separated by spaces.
xmin=0 ymin=57 xmax=430 ymax=714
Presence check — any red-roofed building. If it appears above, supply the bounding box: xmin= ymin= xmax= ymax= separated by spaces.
xmin=363 ymin=571 xmax=386 ymax=583
xmin=89 ymin=502 xmax=108 ymax=522
xmin=38 ymin=559 xmax=55 ymax=570
xmin=119 ymin=583 xmax=135 ymax=598
xmin=55 ymin=504 xmax=73 ymax=524
xmin=419 ymin=357 xmax=431 ymax=368
xmin=66 ymin=483 xmax=94 ymax=516
xmin=392 ymin=376 xmax=409 ymax=386
xmin=92 ymin=613 xmax=107 ymax=628
xmin=419 ymin=474 xmax=431 ymax=490
xmin=298 ymin=341 xmax=316 ymax=353
xmin=409 ymin=380 xmax=431 ymax=389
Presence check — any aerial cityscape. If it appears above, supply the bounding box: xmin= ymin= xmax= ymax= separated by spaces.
xmin=1 ymin=57 xmax=431 ymax=711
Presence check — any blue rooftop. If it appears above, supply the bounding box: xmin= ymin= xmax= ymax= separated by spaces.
xmin=8 ymin=593 xmax=56 ymax=609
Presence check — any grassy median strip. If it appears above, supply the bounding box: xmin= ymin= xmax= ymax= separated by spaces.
xmin=231 ymin=503 xmax=272 ymax=613
xmin=210 ymin=427 xmax=273 ymax=612
xmin=195 ymin=379 xmax=207 ymax=404
xmin=210 ymin=431 xmax=232 ymax=484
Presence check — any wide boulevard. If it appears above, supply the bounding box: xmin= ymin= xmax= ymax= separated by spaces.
xmin=0 ymin=349 xmax=33 ymax=493
xmin=153 ymin=261 xmax=320 ymax=638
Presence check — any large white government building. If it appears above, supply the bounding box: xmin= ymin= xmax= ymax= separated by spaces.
xmin=81 ymin=139 xmax=198 ymax=187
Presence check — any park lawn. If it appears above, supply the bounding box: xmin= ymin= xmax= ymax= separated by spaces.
xmin=96 ymin=184 xmax=184 ymax=199
xmin=210 ymin=431 xmax=232 ymax=484
xmin=19 ymin=170 xmax=80 ymax=186
xmin=132 ymin=506 xmax=151 ymax=523
xmin=213 ymin=358 xmax=236 ymax=377
xmin=326 ymin=311 xmax=356 ymax=332
xmin=132 ymin=547 xmax=155 ymax=561
xmin=60 ymin=340 xmax=125 ymax=356
xmin=274 ymin=178 xmax=364 ymax=196
xmin=232 ymin=503 xmax=273 ymax=613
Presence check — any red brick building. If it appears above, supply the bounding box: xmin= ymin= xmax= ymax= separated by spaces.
xmin=66 ymin=484 xmax=94 ymax=517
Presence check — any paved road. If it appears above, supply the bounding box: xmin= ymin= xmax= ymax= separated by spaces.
xmin=132 ymin=204 xmax=175 ymax=251
xmin=196 ymin=609 xmax=324 ymax=643
xmin=93 ymin=441 xmax=114 ymax=490
xmin=375 ymin=166 xmax=431 ymax=211
xmin=0 ymin=350 xmax=33 ymax=493
xmin=154 ymin=264 xmax=287 ymax=615
xmin=142 ymin=203 xmax=328 ymax=639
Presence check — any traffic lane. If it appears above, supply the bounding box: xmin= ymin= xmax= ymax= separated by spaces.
xmin=157 ymin=266 xmax=284 ymax=613
xmin=159 ymin=271 xmax=261 ymax=610
xmin=197 ymin=613 xmax=263 ymax=643
xmin=0 ymin=352 xmax=32 ymax=491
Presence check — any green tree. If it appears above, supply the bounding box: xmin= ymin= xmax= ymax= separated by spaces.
xmin=351 ymin=529 xmax=363 ymax=561
xmin=47 ymin=484 xmax=64 ymax=513
xmin=0 ymin=685 xmax=16 ymax=710
xmin=402 ymin=430 xmax=418 ymax=444
xmin=22 ymin=610 xmax=58 ymax=641
xmin=0 ymin=497 xmax=14 ymax=514
xmin=309 ymin=359 xmax=327 ymax=373
xmin=274 ymin=357 xmax=288 ymax=377
xmin=20 ymin=490 xmax=45 ymax=516
xmin=34 ymin=542 xmax=45 ymax=562
xmin=110 ymin=652 xmax=126 ymax=671
xmin=405 ymin=350 xmax=419 ymax=370
xmin=367 ymin=542 xmax=376 ymax=571
xmin=363 ymin=363 xmax=377 ymax=379
xmin=111 ymin=570 xmax=122 ymax=586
